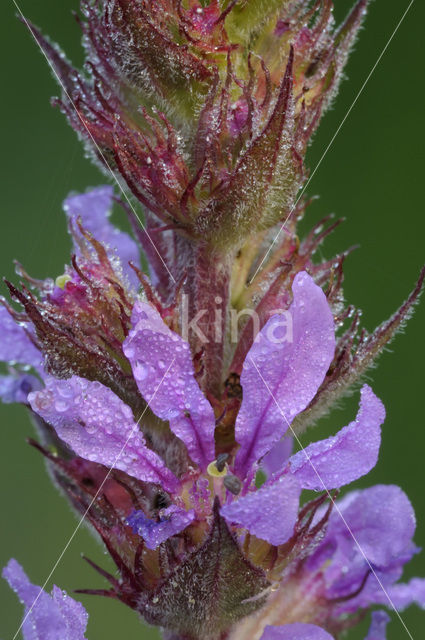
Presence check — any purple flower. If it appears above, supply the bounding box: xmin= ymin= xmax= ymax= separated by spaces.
xmin=233 ymin=271 xmax=336 ymax=479
xmin=4 ymin=251 xmax=420 ymax=640
xmin=3 ymin=2 xmax=425 ymax=637
xmin=122 ymin=300 xmax=216 ymax=470
xmin=28 ymin=375 xmax=178 ymax=492
xmin=126 ymin=505 xmax=196 ymax=550
xmin=220 ymin=474 xmax=302 ymax=547
xmin=119 ymin=270 xmax=384 ymax=548
xmin=17 ymin=267 xmax=384 ymax=601
xmin=260 ymin=623 xmax=334 ymax=640
xmin=306 ymin=485 xmax=425 ymax=614
xmin=364 ymin=611 xmax=391 ymax=640
xmin=63 ymin=186 xmax=141 ymax=289
xmin=257 ymin=612 xmax=390 ymax=640
xmin=0 ymin=373 xmax=41 ymax=404
xmin=0 ymin=305 xmax=43 ymax=404
xmin=3 ymin=559 xmax=88 ymax=640
xmin=288 ymin=384 xmax=385 ymax=491
xmin=0 ymin=306 xmax=42 ymax=370
xmin=263 ymin=484 xmax=422 ymax=639
xmin=23 ymin=272 xmax=384 ymax=554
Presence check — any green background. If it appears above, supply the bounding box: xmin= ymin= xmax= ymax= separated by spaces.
xmin=0 ymin=1 xmax=424 ymax=638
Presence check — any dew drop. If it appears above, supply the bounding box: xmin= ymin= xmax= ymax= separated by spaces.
xmin=54 ymin=399 xmax=68 ymax=413
xmin=134 ymin=360 xmax=149 ymax=380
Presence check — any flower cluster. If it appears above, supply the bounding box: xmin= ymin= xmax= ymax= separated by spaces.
xmin=2 ymin=2 xmax=425 ymax=640
xmin=2 ymin=189 xmax=424 ymax=639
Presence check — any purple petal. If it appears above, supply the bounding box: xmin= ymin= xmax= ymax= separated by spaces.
xmin=28 ymin=375 xmax=178 ymax=492
xmin=0 ymin=306 xmax=42 ymax=369
xmin=289 ymin=385 xmax=385 ymax=490
xmin=338 ymin=485 xmax=416 ymax=568
xmin=126 ymin=504 xmax=195 ymax=550
xmin=220 ymin=474 xmax=301 ymax=546
xmin=261 ymin=436 xmax=294 ymax=477
xmin=0 ymin=373 xmax=42 ymax=404
xmin=303 ymin=485 xmax=420 ymax=615
xmin=234 ymin=272 xmax=335 ymax=478
xmin=329 ymin=485 xmax=416 ymax=570
xmin=3 ymin=559 xmax=88 ymax=640
xmin=64 ymin=186 xmax=141 ymax=288
xmin=374 ymin=578 xmax=425 ymax=611
xmin=364 ymin=611 xmax=390 ymax=640
xmin=123 ymin=301 xmax=215 ymax=470
xmin=260 ymin=623 xmax=334 ymax=640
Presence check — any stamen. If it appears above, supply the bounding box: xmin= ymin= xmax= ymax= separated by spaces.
xmin=216 ymin=453 xmax=229 ymax=472
xmin=55 ymin=273 xmax=72 ymax=289
xmin=207 ymin=457 xmax=228 ymax=477
xmin=223 ymin=475 xmax=242 ymax=495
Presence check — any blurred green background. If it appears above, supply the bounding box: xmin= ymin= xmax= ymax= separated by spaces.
xmin=0 ymin=1 xmax=424 ymax=638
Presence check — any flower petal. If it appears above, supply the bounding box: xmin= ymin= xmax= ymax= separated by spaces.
xmin=64 ymin=186 xmax=141 ymax=288
xmin=261 ymin=436 xmax=293 ymax=478
xmin=0 ymin=373 xmax=41 ymax=404
xmin=28 ymin=375 xmax=178 ymax=492
xmin=220 ymin=474 xmax=301 ymax=546
xmin=289 ymin=385 xmax=385 ymax=490
xmin=3 ymin=559 xmax=88 ymax=640
xmin=260 ymin=623 xmax=334 ymax=640
xmin=364 ymin=611 xmax=390 ymax=640
xmin=0 ymin=306 xmax=42 ymax=369
xmin=329 ymin=485 xmax=416 ymax=569
xmin=310 ymin=485 xmax=418 ymax=610
xmin=126 ymin=505 xmax=195 ymax=550
xmin=123 ymin=301 xmax=215 ymax=470
xmin=234 ymin=272 xmax=335 ymax=478
xmin=384 ymin=578 xmax=425 ymax=611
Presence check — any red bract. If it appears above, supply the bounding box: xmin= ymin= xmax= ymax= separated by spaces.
xmin=29 ymin=1 xmax=367 ymax=243
xmin=3 ymin=4 xmax=424 ymax=640
xmin=24 ymin=1 xmax=372 ymax=389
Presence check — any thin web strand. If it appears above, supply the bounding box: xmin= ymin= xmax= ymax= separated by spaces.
xmin=11 ymin=359 xmax=176 ymax=640
xmin=12 ymin=0 xmax=176 ymax=284
xmin=249 ymin=0 xmax=415 ymax=284
xmin=249 ymin=357 xmax=414 ymax=640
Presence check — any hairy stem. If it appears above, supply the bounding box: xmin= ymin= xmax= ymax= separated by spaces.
xmin=184 ymin=244 xmax=233 ymax=397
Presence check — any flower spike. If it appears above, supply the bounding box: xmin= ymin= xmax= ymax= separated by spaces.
xmin=2 ymin=2 xmax=424 ymax=640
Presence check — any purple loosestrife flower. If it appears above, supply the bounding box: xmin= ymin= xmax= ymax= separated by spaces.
xmin=3 ymin=559 xmax=88 ymax=640
xmin=2 ymin=2 xmax=425 ymax=640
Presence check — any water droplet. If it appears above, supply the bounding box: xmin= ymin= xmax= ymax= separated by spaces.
xmin=134 ymin=360 xmax=149 ymax=380
xmin=85 ymin=423 xmax=98 ymax=435
xmin=54 ymin=399 xmax=68 ymax=413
